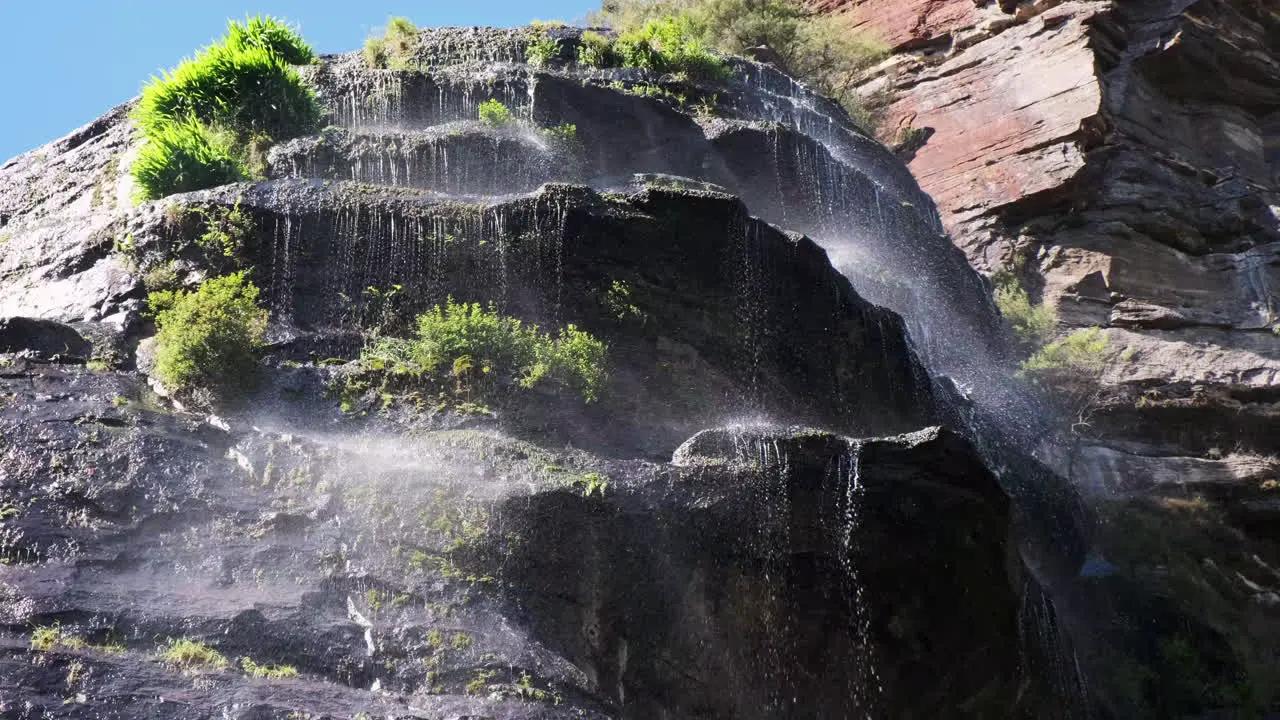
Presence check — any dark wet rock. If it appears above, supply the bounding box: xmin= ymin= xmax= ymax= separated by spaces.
xmin=481 ymin=424 xmax=1037 ymax=718
xmin=0 ymin=317 xmax=91 ymax=360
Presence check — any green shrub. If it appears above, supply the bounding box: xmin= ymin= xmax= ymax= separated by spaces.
xmin=149 ymin=272 xmax=268 ymax=396
xmin=356 ymin=299 xmax=607 ymax=404
xmin=577 ymin=30 xmax=619 ymax=67
xmin=616 ymin=15 xmax=728 ymax=80
xmin=592 ymin=0 xmax=886 ymax=123
xmin=478 ymin=99 xmax=514 ymax=126
xmin=131 ymin=117 xmax=248 ymax=202
xmin=364 ymin=16 xmax=418 ymax=69
xmin=993 ymin=273 xmax=1057 ymax=348
xmin=195 ymin=199 xmax=255 ymax=260
xmin=542 ymin=123 xmax=578 ymax=142
xmin=224 ymin=15 xmax=315 ymax=65
xmin=1020 ymin=327 xmax=1109 ymax=378
xmin=526 ymin=33 xmax=561 ymax=67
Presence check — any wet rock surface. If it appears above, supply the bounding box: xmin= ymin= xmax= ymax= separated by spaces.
xmin=0 ymin=23 xmax=1084 ymax=720
xmin=0 ymin=360 xmax=1030 ymax=718
xmin=838 ymin=0 xmax=1280 ymax=714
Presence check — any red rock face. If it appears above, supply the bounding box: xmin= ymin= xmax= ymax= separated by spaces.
xmin=833 ymin=2 xmax=1280 ymax=712
xmin=814 ymin=0 xmax=977 ymax=51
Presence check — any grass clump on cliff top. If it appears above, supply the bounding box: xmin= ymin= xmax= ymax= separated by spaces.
xmin=352 ymin=298 xmax=607 ymax=406
xmin=364 ymin=17 xmax=419 ymax=69
xmin=589 ymin=0 xmax=887 ymax=125
xmin=132 ymin=16 xmax=321 ymax=201
xmin=148 ymin=272 xmax=268 ymax=398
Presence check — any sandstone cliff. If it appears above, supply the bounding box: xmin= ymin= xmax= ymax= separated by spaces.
xmin=829 ymin=0 xmax=1280 ymax=712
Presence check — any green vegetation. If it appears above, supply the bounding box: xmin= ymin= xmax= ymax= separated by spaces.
xmin=615 ymin=14 xmax=728 ymax=80
xmin=1020 ymin=327 xmax=1109 ymax=378
xmin=241 ymin=656 xmax=300 ymax=679
xmin=30 ymin=624 xmax=86 ymax=652
xmin=364 ymin=17 xmax=419 ymax=70
xmin=590 ymin=0 xmax=887 ymax=121
xmin=478 ymin=99 xmax=515 ymax=126
xmin=541 ymin=123 xmax=578 ymax=143
xmin=577 ymin=30 xmax=620 ymax=67
xmin=350 ymin=299 xmax=607 ymax=408
xmin=194 ymin=200 xmax=255 ymax=261
xmin=160 ymin=638 xmax=229 ymax=672
xmin=993 ymin=272 xmax=1057 ymax=349
xmin=131 ymin=118 xmax=248 ymax=201
xmin=526 ymin=33 xmax=562 ymax=67
xmin=568 ymin=472 xmax=610 ymax=497
xmin=148 ymin=272 xmax=268 ymax=396
xmin=132 ymin=16 xmax=321 ymax=201
xmin=224 ymin=15 xmax=316 ymax=64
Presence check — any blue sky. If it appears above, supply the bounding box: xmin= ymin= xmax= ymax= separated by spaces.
xmin=0 ymin=1 xmax=598 ymax=162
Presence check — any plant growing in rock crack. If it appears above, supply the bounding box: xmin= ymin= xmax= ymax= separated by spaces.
xmin=148 ymin=272 xmax=268 ymax=400
xmin=364 ymin=17 xmax=419 ymax=69
xmin=478 ymin=99 xmax=515 ymax=127
xmin=159 ymin=638 xmax=229 ymax=672
xmin=992 ymin=270 xmax=1057 ymax=350
xmin=241 ymin=656 xmax=299 ymax=679
xmin=346 ymin=298 xmax=607 ymax=411
xmin=132 ymin=16 xmax=320 ymax=201
xmin=591 ymin=0 xmax=888 ymax=128
xmin=526 ymin=32 xmax=562 ymax=67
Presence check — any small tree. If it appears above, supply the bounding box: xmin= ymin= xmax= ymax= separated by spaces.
xmin=149 ymin=272 xmax=268 ymax=397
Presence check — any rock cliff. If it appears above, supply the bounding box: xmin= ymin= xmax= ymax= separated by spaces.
xmin=825 ymin=0 xmax=1280 ymax=714
xmin=0 ymin=24 xmax=1066 ymax=719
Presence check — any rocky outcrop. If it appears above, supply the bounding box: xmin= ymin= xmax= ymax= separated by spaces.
xmin=837 ymin=0 xmax=1280 ymax=460
xmin=821 ymin=0 xmax=1280 ymax=714
xmin=0 ymin=356 xmax=1040 ymax=718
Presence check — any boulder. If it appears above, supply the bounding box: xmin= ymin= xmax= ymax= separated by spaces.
xmin=0 ymin=316 xmax=91 ymax=360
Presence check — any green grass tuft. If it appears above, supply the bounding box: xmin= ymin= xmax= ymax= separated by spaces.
xmin=224 ymin=15 xmax=315 ymax=65
xmin=353 ymin=298 xmax=607 ymax=406
xmin=160 ymin=638 xmax=229 ymax=672
xmin=364 ymin=16 xmax=419 ymax=69
xmin=241 ymin=656 xmax=300 ymax=679
xmin=131 ymin=16 xmax=320 ymax=201
xmin=526 ymin=33 xmax=561 ymax=67
xmin=131 ymin=117 xmax=248 ymax=202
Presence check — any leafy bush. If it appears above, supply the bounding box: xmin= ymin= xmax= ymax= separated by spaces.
xmin=993 ymin=273 xmax=1057 ymax=348
xmin=478 ymin=99 xmax=514 ymax=126
xmin=591 ymin=0 xmax=886 ymax=123
xmin=616 ymin=15 xmax=728 ymax=80
xmin=194 ymin=199 xmax=255 ymax=260
xmin=224 ymin=15 xmax=315 ymax=65
xmin=356 ymin=299 xmax=607 ymax=403
xmin=148 ymin=272 xmax=268 ymax=396
xmin=526 ymin=33 xmax=561 ymax=67
xmin=132 ymin=16 xmax=321 ymax=201
xmin=1020 ymin=327 xmax=1109 ymax=378
xmin=131 ymin=118 xmax=249 ymax=202
xmin=364 ymin=16 xmax=419 ymax=69
xmin=577 ymin=30 xmax=619 ymax=67
xmin=240 ymin=657 xmax=299 ymax=679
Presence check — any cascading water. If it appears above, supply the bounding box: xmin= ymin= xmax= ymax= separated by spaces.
xmin=249 ymin=27 xmax=1090 ymax=713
